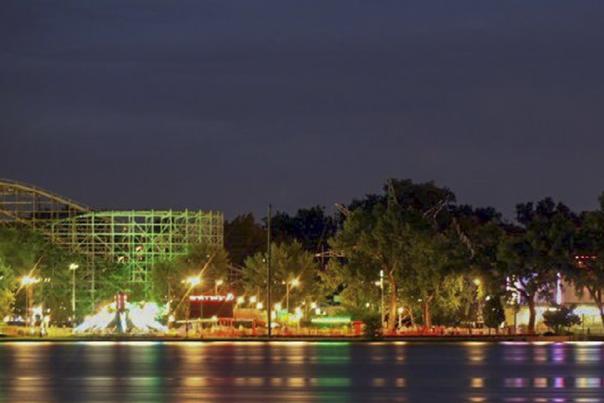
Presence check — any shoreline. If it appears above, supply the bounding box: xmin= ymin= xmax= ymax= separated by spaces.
xmin=1 ymin=335 xmax=601 ymax=343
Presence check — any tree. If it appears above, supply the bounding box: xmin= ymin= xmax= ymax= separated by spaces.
xmin=397 ymin=224 xmax=468 ymax=328
xmin=271 ymin=206 xmax=337 ymax=253
xmin=450 ymin=206 xmax=508 ymax=325
xmin=482 ymin=296 xmax=505 ymax=330
xmin=0 ymin=226 xmax=85 ymax=322
xmin=243 ymin=241 xmax=321 ymax=310
xmin=0 ymin=257 xmax=16 ymax=319
xmin=150 ymin=242 xmax=230 ymax=318
xmin=543 ymin=305 xmax=581 ymax=334
xmin=568 ymin=193 xmax=604 ymax=327
xmin=452 ymin=206 xmax=506 ymax=292
xmin=224 ymin=214 xmax=265 ymax=268
xmin=498 ymin=198 xmax=577 ymax=334
xmin=181 ymin=242 xmax=231 ymax=287
xmin=320 ymin=258 xmax=380 ymax=320
xmin=327 ymin=179 xmax=469 ymax=330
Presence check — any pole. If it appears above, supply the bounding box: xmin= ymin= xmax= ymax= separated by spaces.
xmin=71 ymin=268 xmax=76 ymax=322
xmin=286 ymin=283 xmax=290 ymax=313
xmin=380 ymin=270 xmax=384 ymax=327
xmin=267 ymin=203 xmax=272 ymax=338
xmin=25 ymin=286 xmax=29 ymax=326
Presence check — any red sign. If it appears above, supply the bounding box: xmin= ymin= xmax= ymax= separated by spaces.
xmin=115 ymin=292 xmax=128 ymax=311
xmin=189 ymin=295 xmax=235 ymax=319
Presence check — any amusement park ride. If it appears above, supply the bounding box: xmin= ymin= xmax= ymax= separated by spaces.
xmin=0 ymin=178 xmax=224 ymax=312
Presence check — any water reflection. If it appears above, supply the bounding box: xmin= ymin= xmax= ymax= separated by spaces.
xmin=1 ymin=341 xmax=604 ymax=401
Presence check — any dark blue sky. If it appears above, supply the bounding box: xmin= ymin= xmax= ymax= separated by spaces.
xmin=2 ymin=1 xmax=604 ymax=219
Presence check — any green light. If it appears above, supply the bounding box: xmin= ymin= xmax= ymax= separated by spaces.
xmin=311 ymin=316 xmax=351 ymax=325
xmin=0 ymin=179 xmax=224 ymax=312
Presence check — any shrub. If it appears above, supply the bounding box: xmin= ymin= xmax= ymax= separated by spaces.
xmin=482 ymin=296 xmax=505 ymax=330
xmin=362 ymin=314 xmax=383 ymax=339
xmin=542 ymin=305 xmax=581 ymax=335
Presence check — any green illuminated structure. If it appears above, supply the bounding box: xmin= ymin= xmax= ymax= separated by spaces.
xmin=0 ymin=179 xmax=223 ymax=309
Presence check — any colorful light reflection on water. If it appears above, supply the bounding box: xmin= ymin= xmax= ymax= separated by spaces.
xmin=1 ymin=341 xmax=604 ymax=401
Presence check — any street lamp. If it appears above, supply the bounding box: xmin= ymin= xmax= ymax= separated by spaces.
xmin=215 ymin=279 xmax=224 ymax=295
xmin=375 ymin=270 xmax=385 ymax=327
xmin=285 ymin=277 xmax=300 ymax=312
xmin=182 ymin=276 xmax=202 ymax=338
xmin=473 ymin=278 xmax=483 ymax=325
xmin=69 ymin=263 xmax=79 ymax=325
xmin=184 ymin=276 xmax=201 ymax=287
xmin=20 ymin=276 xmax=40 ymax=326
xmin=397 ymin=307 xmax=404 ymax=329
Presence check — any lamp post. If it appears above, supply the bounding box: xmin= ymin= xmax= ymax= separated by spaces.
xmin=397 ymin=307 xmax=404 ymax=329
xmin=69 ymin=263 xmax=79 ymax=325
xmin=183 ymin=276 xmax=202 ymax=338
xmin=215 ymin=279 xmax=224 ymax=295
xmin=375 ymin=270 xmax=385 ymax=327
xmin=267 ymin=203 xmax=272 ymax=338
xmin=185 ymin=276 xmax=201 ymax=287
xmin=20 ymin=276 xmax=40 ymax=327
xmin=473 ymin=278 xmax=483 ymax=326
xmin=285 ymin=278 xmax=300 ymax=313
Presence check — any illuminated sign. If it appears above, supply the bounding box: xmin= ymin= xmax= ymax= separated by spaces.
xmin=189 ymin=294 xmax=235 ymax=319
xmin=190 ymin=294 xmax=234 ymax=302
xmin=310 ymin=316 xmax=351 ymax=325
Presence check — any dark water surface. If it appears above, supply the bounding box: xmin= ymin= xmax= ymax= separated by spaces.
xmin=1 ymin=341 xmax=604 ymax=402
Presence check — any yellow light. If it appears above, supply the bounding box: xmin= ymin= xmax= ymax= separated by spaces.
xmin=69 ymin=263 xmax=79 ymax=271
xmin=397 ymin=307 xmax=404 ymax=314
xmin=185 ymin=276 xmax=201 ymax=286
xmin=256 ymin=302 xmax=264 ymax=310
xmin=274 ymin=303 xmax=282 ymax=311
xmin=216 ymin=279 xmax=224 ymax=286
xmin=473 ymin=278 xmax=481 ymax=286
xmin=249 ymin=296 xmax=257 ymax=304
xmin=310 ymin=302 xmax=317 ymax=309
xmin=236 ymin=296 xmax=245 ymax=305
xmin=20 ymin=276 xmax=40 ymax=287
xmin=290 ymin=278 xmax=300 ymax=287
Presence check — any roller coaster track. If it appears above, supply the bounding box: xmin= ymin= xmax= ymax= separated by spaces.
xmin=0 ymin=178 xmax=89 ymax=226
xmin=0 ymin=178 xmax=224 ymax=309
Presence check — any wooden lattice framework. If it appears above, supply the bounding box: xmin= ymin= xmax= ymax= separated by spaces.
xmin=0 ymin=179 xmax=223 ymax=310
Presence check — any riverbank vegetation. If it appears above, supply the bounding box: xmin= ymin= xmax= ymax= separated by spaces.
xmin=2 ymin=178 xmax=604 ymax=335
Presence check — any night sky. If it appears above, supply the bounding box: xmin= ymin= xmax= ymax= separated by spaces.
xmin=2 ymin=1 xmax=604 ymax=219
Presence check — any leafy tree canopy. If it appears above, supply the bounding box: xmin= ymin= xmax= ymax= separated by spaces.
xmin=243 ymin=241 xmax=321 ymax=310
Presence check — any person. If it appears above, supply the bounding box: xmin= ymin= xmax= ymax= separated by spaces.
xmin=40 ymin=315 xmax=50 ymax=337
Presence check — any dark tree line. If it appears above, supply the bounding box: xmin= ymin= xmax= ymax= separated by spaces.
xmin=4 ymin=177 xmax=604 ymax=336
xmin=221 ymin=178 xmax=604 ymax=334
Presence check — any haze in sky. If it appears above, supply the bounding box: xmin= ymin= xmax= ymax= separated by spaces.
xmin=2 ymin=1 xmax=604 ymax=218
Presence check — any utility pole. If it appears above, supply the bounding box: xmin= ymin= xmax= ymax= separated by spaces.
xmin=380 ymin=270 xmax=385 ymax=327
xmin=267 ymin=203 xmax=272 ymax=338
xmin=285 ymin=282 xmax=290 ymax=313
xmin=69 ymin=263 xmax=79 ymax=326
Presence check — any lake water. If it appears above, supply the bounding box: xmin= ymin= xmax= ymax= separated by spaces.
xmin=1 ymin=341 xmax=603 ymax=402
